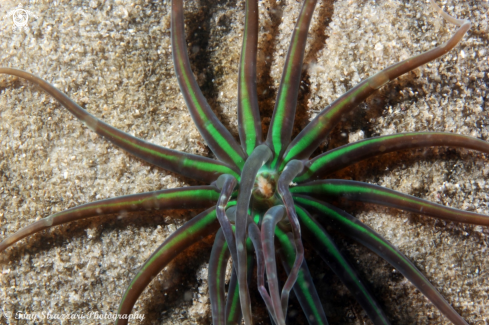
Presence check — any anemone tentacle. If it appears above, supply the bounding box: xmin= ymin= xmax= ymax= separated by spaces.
xmin=209 ymin=213 xmax=255 ymax=325
xmin=234 ymin=144 xmax=272 ymax=325
xmin=294 ymin=195 xmax=469 ymax=325
xmin=248 ymin=220 xmax=278 ymax=324
xmin=282 ymin=5 xmax=472 ymax=166
xmin=171 ymin=0 xmax=247 ymax=170
xmin=0 ymin=186 xmax=220 ymax=253
xmin=0 ymin=68 xmax=240 ymax=182
xmin=266 ymin=0 xmax=318 ymax=168
xmin=276 ymin=160 xmax=306 ymax=314
xmin=116 ymin=204 xmax=229 ymax=325
xmin=294 ymin=132 xmax=489 ymax=183
xmin=261 ymin=205 xmax=287 ymax=324
xmin=292 ymin=180 xmax=489 ymax=226
xmin=209 ymin=229 xmax=230 ymax=325
xmin=215 ymin=174 xmax=240 ymax=268
xmin=295 ymin=205 xmax=390 ymax=325
xmin=276 ymin=227 xmax=328 ymax=325
xmin=238 ymin=0 xmax=262 ymax=156
xmin=225 ymin=269 xmax=243 ymax=325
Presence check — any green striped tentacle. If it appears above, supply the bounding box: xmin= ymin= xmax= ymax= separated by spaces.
xmin=295 ymin=132 xmax=489 ymax=183
xmin=225 ymin=237 xmax=254 ymax=325
xmin=214 ymin=174 xmax=240 ymax=303
xmin=0 ymin=186 xmax=219 ymax=253
xmin=266 ymin=0 xmax=318 ymax=168
xmin=208 ymin=212 xmax=245 ymax=325
xmin=292 ymin=180 xmax=489 ymax=226
xmin=294 ymin=206 xmax=390 ymax=325
xmin=238 ymin=0 xmax=262 ymax=156
xmin=209 ymin=229 xmax=230 ymax=325
xmin=0 ymin=68 xmax=239 ymax=183
xmin=276 ymin=160 xmax=305 ymax=314
xmin=234 ymin=144 xmax=272 ymax=325
xmin=171 ymin=0 xmax=246 ymax=169
xmin=225 ymin=269 xmax=242 ymax=325
xmin=116 ymin=203 xmax=234 ymax=325
xmin=294 ymin=196 xmax=469 ymax=325
xmin=281 ymin=8 xmax=471 ymax=167
xmin=247 ymin=220 xmax=278 ymax=324
xmin=275 ymin=224 xmax=328 ymax=325
xmin=209 ymin=209 xmax=247 ymax=325
xmin=261 ymin=206 xmax=287 ymax=324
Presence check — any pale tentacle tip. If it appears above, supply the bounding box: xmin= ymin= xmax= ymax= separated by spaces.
xmin=430 ymin=0 xmax=471 ymax=27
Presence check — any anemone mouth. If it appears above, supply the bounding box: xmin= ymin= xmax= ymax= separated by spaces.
xmin=252 ymin=170 xmax=277 ymax=200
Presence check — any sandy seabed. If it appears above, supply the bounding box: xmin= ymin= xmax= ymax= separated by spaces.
xmin=0 ymin=0 xmax=488 ymax=324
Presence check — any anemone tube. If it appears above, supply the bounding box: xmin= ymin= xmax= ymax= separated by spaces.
xmin=0 ymin=1 xmax=486 ymax=325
